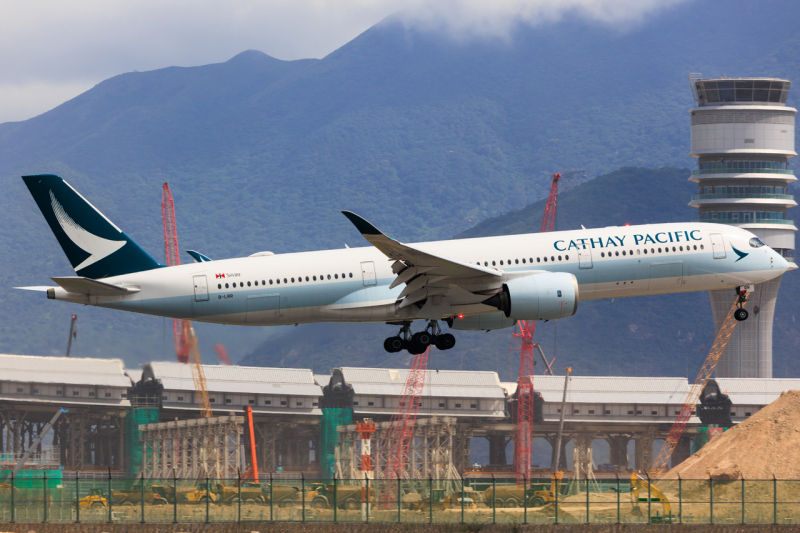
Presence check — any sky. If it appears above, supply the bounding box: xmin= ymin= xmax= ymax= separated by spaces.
xmin=0 ymin=0 xmax=686 ymax=124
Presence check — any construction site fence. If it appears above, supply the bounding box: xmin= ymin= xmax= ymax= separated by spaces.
xmin=3 ymin=475 xmax=800 ymax=525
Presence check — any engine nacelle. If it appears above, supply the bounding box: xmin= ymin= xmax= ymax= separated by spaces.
xmin=447 ymin=312 xmax=516 ymax=331
xmin=483 ymin=272 xmax=579 ymax=321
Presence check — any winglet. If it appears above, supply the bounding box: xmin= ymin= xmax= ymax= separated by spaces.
xmin=186 ymin=250 xmax=213 ymax=263
xmin=341 ymin=211 xmax=385 ymax=237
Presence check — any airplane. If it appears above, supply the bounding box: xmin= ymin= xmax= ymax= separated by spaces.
xmin=17 ymin=174 xmax=792 ymax=354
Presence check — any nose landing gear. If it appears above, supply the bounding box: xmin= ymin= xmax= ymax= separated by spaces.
xmin=383 ymin=320 xmax=457 ymax=353
xmin=734 ymin=286 xmax=750 ymax=322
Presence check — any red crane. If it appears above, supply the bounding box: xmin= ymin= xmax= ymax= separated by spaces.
xmin=513 ymin=172 xmax=560 ymax=483
xmin=162 ymin=183 xmax=187 ymax=363
xmin=380 ymin=347 xmax=430 ymax=503
xmin=214 ymin=344 xmax=232 ymax=366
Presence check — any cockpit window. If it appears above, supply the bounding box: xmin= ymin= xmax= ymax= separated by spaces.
xmin=749 ymin=237 xmax=766 ymax=248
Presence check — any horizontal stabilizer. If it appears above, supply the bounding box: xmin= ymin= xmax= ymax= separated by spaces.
xmin=52 ymin=276 xmax=140 ymax=296
xmin=13 ymin=286 xmax=55 ymax=292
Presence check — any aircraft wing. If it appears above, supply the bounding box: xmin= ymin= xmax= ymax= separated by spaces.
xmin=342 ymin=211 xmax=500 ymax=309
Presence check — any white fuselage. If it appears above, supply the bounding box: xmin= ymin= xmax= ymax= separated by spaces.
xmin=49 ymin=222 xmax=790 ymax=326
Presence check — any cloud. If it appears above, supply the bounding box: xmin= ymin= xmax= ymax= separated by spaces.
xmin=397 ymin=0 xmax=689 ymax=39
xmin=0 ymin=0 xmax=687 ymax=124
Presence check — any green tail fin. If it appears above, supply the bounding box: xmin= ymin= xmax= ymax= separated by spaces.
xmin=23 ymin=174 xmax=162 ymax=279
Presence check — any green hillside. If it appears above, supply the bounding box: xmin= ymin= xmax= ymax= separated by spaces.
xmin=1 ymin=0 xmax=800 ymax=366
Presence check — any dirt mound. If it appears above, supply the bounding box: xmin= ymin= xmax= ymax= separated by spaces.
xmin=665 ymin=389 xmax=800 ymax=480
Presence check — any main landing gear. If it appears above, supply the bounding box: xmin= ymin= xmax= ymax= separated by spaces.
xmin=383 ymin=321 xmax=456 ymax=354
xmin=734 ymin=286 xmax=749 ymax=322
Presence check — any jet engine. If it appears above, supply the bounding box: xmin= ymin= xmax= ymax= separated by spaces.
xmin=482 ymin=272 xmax=579 ymax=321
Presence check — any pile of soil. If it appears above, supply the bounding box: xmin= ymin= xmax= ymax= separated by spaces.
xmin=665 ymin=390 xmax=800 ymax=480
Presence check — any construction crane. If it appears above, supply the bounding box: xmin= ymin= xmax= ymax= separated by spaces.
xmin=162 ymin=183 xmax=187 ymax=363
xmin=240 ymin=406 xmax=259 ymax=482
xmin=65 ymin=314 xmax=77 ymax=357
xmin=380 ymin=347 xmax=430 ymax=502
xmin=162 ymin=182 xmax=212 ymax=417
xmin=214 ymin=344 xmax=232 ymax=365
xmin=511 ymin=172 xmax=560 ymax=482
xmin=649 ymin=289 xmax=750 ymax=475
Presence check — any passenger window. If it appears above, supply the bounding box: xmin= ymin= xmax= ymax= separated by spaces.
xmin=550 ymin=256 xmax=555 ymax=261
xmin=679 ymin=246 xmax=683 ymax=251
xmin=622 ymin=250 xmax=626 ymax=256
xmin=276 ymin=279 xmax=280 ymax=284
xmin=700 ymin=244 xmax=704 ymax=250
xmin=218 ymin=284 xmax=222 ymax=289
xmin=262 ymin=280 xmax=265 ymax=285
xmin=240 ymin=282 xmax=244 ymax=287
xmin=543 ymin=257 xmax=547 ymax=262
xmin=335 ymin=274 xmax=339 ymax=279
xmin=327 ymin=275 xmax=331 ymax=279
xmin=297 ymin=277 xmax=302 ymax=282
xmin=651 ymin=248 xmax=655 ymax=253
xmin=601 ymin=252 xmax=605 ymax=257
xmin=225 ymin=283 xmax=229 ymax=288
xmin=291 ymin=278 xmax=295 ymax=283
xmin=499 ymin=260 xmax=503 ymax=265
xmin=558 ymin=255 xmax=562 ymax=261
xmin=515 ymin=259 xmax=519 ymax=264
xmin=284 ymin=278 xmax=288 ymax=284
xmin=484 ymin=262 xmax=488 ymax=266
xmin=270 ymin=280 xmax=273 ymax=285
xmin=565 ymin=255 xmax=569 ymax=260
xmin=672 ymin=246 xmax=676 ymax=252
xmin=305 ymin=276 xmax=309 ymax=281
xmin=349 ymin=273 xmax=353 ymax=278
xmin=636 ymin=249 xmax=640 ymax=255
xmin=254 ymin=281 xmax=258 ymax=286
xmin=693 ymin=245 xmax=697 ymax=250
xmin=658 ymin=248 xmax=662 ymax=253
xmin=313 ymin=276 xmax=317 ymax=281
xmin=615 ymin=251 xmax=619 ymax=256
xmin=529 ymin=258 xmax=533 ymax=263
xmin=342 ymin=273 xmax=346 ymax=278
xmin=492 ymin=261 xmax=496 ymax=266
xmin=247 ymin=281 xmax=251 ymax=287
xmin=522 ymin=258 xmax=526 ymax=263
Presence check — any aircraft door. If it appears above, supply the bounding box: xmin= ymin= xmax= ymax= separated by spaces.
xmin=193 ymin=275 xmax=209 ymax=302
xmin=709 ymin=233 xmax=727 ymax=259
xmin=578 ymin=248 xmax=593 ymax=269
xmin=360 ymin=261 xmax=377 ymax=286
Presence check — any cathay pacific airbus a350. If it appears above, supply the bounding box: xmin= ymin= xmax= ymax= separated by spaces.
xmin=18 ymin=175 xmax=792 ymax=354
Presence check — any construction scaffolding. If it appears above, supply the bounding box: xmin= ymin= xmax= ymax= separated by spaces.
xmin=139 ymin=415 xmax=243 ymax=480
xmin=335 ymin=416 xmax=460 ymax=495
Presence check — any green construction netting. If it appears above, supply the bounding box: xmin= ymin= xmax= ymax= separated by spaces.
xmin=126 ymin=407 xmax=159 ymax=479
xmin=318 ymin=408 xmax=352 ymax=479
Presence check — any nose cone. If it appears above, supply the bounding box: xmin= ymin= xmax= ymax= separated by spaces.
xmin=773 ymin=248 xmax=794 ymax=272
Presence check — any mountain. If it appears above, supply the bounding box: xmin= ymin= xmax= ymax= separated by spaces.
xmin=1 ymin=0 xmax=800 ymax=365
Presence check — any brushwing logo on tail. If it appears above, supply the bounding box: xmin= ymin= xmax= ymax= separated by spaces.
xmin=49 ymin=190 xmax=126 ymax=271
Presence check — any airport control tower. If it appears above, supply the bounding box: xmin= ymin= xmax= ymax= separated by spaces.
xmin=689 ymin=76 xmax=796 ymax=378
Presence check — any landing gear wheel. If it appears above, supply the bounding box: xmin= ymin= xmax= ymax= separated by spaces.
xmin=434 ymin=333 xmax=456 ymax=351
xmin=384 ymin=336 xmax=404 ymax=353
xmin=412 ymin=331 xmax=432 ymax=347
xmin=407 ymin=341 xmax=426 ymax=355
xmin=734 ymin=308 xmax=749 ymax=321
